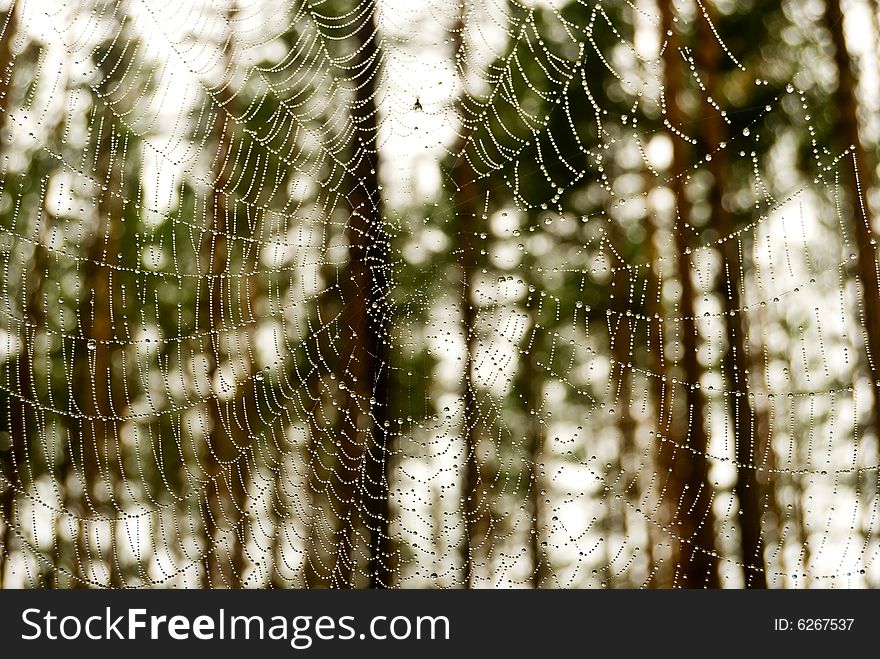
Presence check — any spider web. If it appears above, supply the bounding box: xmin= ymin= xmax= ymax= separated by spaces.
xmin=0 ymin=0 xmax=878 ymax=588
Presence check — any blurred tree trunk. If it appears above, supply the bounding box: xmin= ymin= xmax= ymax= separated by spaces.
xmin=0 ymin=0 xmax=20 ymax=588
xmin=607 ymin=226 xmax=641 ymax=587
xmin=695 ymin=5 xmax=768 ymax=589
xmin=453 ymin=164 xmax=483 ymax=587
xmin=71 ymin=84 xmax=131 ymax=588
xmin=792 ymin=479 xmax=812 ymax=586
xmin=823 ymin=0 xmax=880 ymax=449
xmin=658 ymin=2 xmax=720 ymax=588
xmin=640 ymin=124 xmax=672 ymax=585
xmin=517 ymin=307 xmax=549 ymax=587
xmin=452 ymin=132 xmax=489 ymax=588
xmin=198 ymin=20 xmax=249 ymax=588
xmin=330 ymin=0 xmax=393 ymax=589
xmin=825 ymin=1 xmax=880 ymax=578
xmin=450 ymin=9 xmax=492 ymax=588
xmin=643 ymin=201 xmax=667 ymax=586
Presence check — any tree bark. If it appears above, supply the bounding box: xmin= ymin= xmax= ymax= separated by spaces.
xmin=643 ymin=198 xmax=667 ymax=587
xmin=330 ymin=0 xmax=393 ymax=589
xmin=607 ymin=224 xmax=642 ymax=587
xmin=518 ymin=307 xmax=550 ymax=588
xmin=448 ymin=8 xmax=494 ymax=588
xmin=823 ymin=0 xmax=880 ymax=460
xmin=198 ymin=18 xmax=250 ymax=588
xmin=452 ymin=151 xmax=487 ymax=587
xmin=0 ymin=1 xmax=20 ymax=588
xmin=695 ymin=4 xmax=767 ymax=589
xmin=657 ymin=2 xmax=720 ymax=588
xmin=71 ymin=78 xmax=129 ymax=587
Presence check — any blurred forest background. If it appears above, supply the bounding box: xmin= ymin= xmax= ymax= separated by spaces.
xmin=0 ymin=0 xmax=879 ymax=588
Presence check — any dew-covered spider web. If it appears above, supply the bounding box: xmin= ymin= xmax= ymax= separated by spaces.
xmin=0 ymin=0 xmax=879 ymax=588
